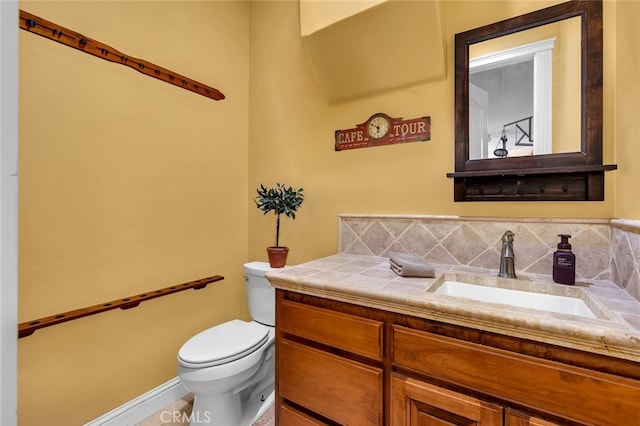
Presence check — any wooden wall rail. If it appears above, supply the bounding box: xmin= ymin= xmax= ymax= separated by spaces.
xmin=18 ymin=275 xmax=224 ymax=338
xmin=19 ymin=9 xmax=225 ymax=101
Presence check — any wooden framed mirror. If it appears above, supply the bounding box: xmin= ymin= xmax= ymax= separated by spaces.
xmin=447 ymin=0 xmax=616 ymax=201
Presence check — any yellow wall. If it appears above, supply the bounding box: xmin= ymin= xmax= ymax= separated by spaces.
xmin=613 ymin=0 xmax=640 ymax=219
xmin=18 ymin=1 xmax=250 ymax=424
xmin=299 ymin=0 xmax=384 ymax=36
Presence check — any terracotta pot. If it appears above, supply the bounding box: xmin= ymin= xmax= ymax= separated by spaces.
xmin=266 ymin=246 xmax=289 ymax=268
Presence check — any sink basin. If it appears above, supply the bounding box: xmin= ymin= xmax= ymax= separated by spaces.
xmin=429 ymin=276 xmax=601 ymax=319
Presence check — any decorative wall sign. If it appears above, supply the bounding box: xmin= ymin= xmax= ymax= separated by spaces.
xmin=19 ymin=9 xmax=225 ymax=101
xmin=335 ymin=113 xmax=430 ymax=151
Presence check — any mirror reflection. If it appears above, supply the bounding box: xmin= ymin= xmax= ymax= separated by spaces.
xmin=468 ymin=17 xmax=581 ymax=160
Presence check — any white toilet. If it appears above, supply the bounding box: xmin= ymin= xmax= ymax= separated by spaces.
xmin=177 ymin=262 xmax=277 ymax=426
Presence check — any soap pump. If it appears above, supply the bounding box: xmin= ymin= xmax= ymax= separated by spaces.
xmin=553 ymin=234 xmax=575 ymax=285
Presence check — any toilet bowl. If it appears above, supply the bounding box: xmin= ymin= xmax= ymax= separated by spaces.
xmin=177 ymin=262 xmax=278 ymax=426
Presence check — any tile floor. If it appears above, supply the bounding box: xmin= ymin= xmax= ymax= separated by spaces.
xmin=136 ymin=393 xmax=274 ymax=426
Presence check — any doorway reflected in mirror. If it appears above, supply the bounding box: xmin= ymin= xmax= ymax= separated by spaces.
xmin=467 ymin=16 xmax=580 ymax=160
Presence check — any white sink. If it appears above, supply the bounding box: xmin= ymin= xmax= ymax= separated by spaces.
xmin=431 ymin=279 xmax=599 ymax=319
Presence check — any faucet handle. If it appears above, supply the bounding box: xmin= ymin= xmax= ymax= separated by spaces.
xmin=502 ymin=230 xmax=515 ymax=242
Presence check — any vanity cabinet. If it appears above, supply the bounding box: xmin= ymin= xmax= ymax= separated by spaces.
xmin=275 ymin=290 xmax=640 ymax=425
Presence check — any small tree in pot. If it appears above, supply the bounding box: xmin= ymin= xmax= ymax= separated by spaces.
xmin=254 ymin=183 xmax=304 ymax=267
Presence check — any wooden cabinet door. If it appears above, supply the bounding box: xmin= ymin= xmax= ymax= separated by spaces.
xmin=279 ymin=338 xmax=383 ymax=425
xmin=504 ymin=409 xmax=562 ymax=426
xmin=391 ymin=374 xmax=503 ymax=426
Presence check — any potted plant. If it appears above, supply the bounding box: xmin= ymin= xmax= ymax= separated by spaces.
xmin=254 ymin=183 xmax=304 ymax=268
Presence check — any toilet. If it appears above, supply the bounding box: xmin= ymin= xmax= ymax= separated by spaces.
xmin=177 ymin=262 xmax=278 ymax=426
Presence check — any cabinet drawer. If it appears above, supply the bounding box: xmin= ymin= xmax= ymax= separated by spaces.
xmin=279 ymin=338 xmax=383 ymax=425
xmin=392 ymin=325 xmax=640 ymax=425
xmin=279 ymin=299 xmax=383 ymax=360
xmin=280 ymin=404 xmax=330 ymax=425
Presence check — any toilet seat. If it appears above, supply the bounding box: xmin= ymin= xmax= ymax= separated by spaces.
xmin=178 ymin=320 xmax=269 ymax=369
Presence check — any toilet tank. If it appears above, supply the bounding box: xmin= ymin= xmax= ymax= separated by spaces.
xmin=243 ymin=262 xmax=277 ymax=326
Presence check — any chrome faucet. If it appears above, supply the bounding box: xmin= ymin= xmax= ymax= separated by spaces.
xmin=498 ymin=230 xmax=516 ymax=278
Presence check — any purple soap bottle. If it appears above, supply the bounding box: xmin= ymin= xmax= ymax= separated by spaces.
xmin=553 ymin=234 xmax=575 ymax=285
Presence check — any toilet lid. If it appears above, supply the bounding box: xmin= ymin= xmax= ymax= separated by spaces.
xmin=178 ymin=320 xmax=269 ymax=368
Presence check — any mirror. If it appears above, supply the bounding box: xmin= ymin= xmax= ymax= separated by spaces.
xmin=449 ymin=0 xmax=615 ymax=201
xmin=468 ymin=17 xmax=581 ymax=159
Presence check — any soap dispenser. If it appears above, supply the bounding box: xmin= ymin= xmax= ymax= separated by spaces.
xmin=553 ymin=234 xmax=575 ymax=285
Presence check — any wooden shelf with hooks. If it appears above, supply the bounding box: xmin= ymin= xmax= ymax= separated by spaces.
xmin=446 ymin=164 xmax=617 ymax=201
xmin=18 ymin=275 xmax=224 ymax=338
xmin=19 ymin=9 xmax=225 ymax=101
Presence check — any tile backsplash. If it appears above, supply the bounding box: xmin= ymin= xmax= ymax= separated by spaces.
xmin=339 ymin=215 xmax=640 ymax=302
xmin=610 ymin=219 xmax=640 ymax=301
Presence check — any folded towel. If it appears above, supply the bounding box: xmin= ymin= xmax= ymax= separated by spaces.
xmin=389 ymin=252 xmax=435 ymax=278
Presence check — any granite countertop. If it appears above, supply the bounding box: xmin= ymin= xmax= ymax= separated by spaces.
xmin=266 ymin=254 xmax=640 ymax=363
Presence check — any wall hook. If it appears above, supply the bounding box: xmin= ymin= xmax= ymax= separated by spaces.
xmin=539 ymin=183 xmax=546 ymax=193
xmin=19 ymin=9 xmax=225 ymax=101
xmin=562 ymin=181 xmax=569 ymax=192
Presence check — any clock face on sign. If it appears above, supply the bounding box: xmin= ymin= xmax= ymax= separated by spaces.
xmin=367 ymin=114 xmax=390 ymax=139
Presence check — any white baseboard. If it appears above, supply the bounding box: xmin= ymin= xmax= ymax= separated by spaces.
xmin=84 ymin=377 xmax=189 ymax=426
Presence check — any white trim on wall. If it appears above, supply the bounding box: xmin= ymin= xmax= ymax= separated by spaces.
xmin=470 ymin=38 xmax=556 ymax=72
xmin=0 ymin=1 xmax=19 ymax=425
xmin=84 ymin=377 xmax=189 ymax=426
xmin=533 ymin=47 xmax=553 ymax=155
